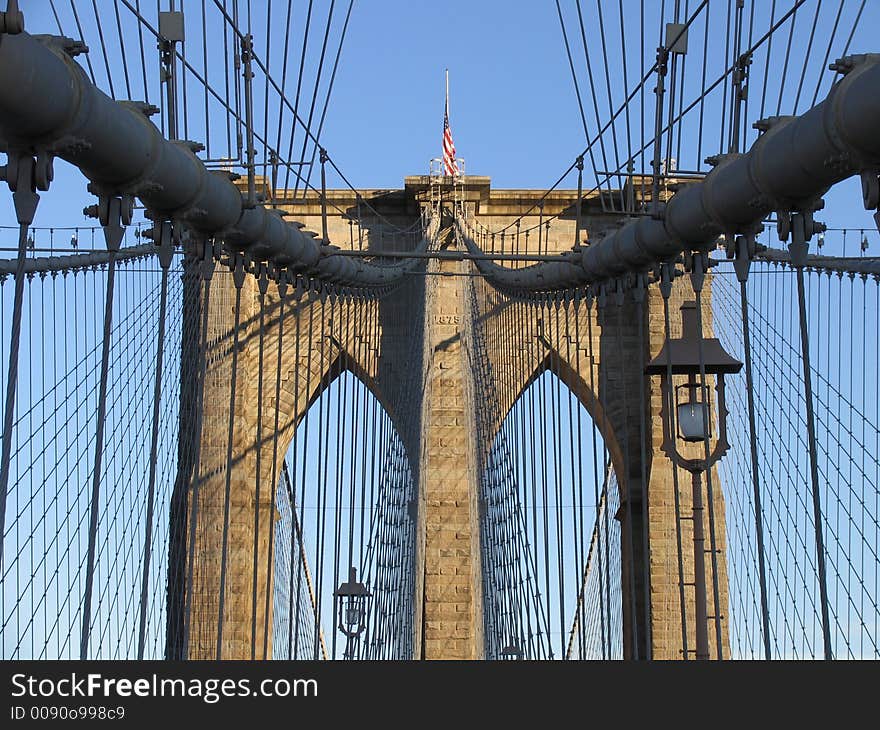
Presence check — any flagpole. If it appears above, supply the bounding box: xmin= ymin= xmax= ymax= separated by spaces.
xmin=445 ymin=68 xmax=449 ymax=120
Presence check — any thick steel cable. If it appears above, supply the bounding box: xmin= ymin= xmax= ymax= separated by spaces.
xmin=0 ymin=31 xmax=429 ymax=288
xmin=135 ymin=237 xmax=171 ymax=659
xmin=0 ymin=245 xmax=159 ymax=276
xmin=79 ymin=243 xmax=118 ymax=660
xmin=736 ymin=259 xmax=773 ymax=659
xmin=118 ymin=0 xmax=316 ymax=189
xmin=0 ymin=224 xmax=32 ymax=574
xmin=792 ymin=254 xmax=834 ymax=659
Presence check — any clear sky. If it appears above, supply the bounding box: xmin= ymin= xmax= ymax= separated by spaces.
xmin=2 ymin=0 xmax=878 ymax=660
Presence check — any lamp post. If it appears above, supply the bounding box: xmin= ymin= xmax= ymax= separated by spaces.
xmin=334 ymin=567 xmax=371 ymax=660
xmin=646 ymin=301 xmax=742 ymax=659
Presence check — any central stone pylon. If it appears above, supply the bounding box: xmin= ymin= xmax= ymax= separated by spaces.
xmin=416 ymin=253 xmax=487 ymax=659
xmin=169 ymin=175 xmax=729 ymax=661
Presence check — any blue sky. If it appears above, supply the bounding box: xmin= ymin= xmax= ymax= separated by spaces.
xmin=2 ymin=0 xmax=878 ymax=660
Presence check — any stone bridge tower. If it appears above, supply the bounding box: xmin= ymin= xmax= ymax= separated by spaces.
xmin=169 ymin=175 xmax=729 ymax=661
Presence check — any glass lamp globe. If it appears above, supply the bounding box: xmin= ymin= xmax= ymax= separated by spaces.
xmin=677 ymin=397 xmax=710 ymax=442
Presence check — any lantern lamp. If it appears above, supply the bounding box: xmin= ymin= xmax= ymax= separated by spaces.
xmin=675 ymin=382 xmax=710 ymax=442
xmin=334 ymin=566 xmax=371 ymax=640
xmin=646 ymin=301 xmax=742 ymax=473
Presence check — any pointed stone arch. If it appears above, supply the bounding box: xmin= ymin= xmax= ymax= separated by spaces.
xmin=169 ymin=180 xmax=732 ymax=661
xmin=169 ymin=266 xmax=426 ymax=659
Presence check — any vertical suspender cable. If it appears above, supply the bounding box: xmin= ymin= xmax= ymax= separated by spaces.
xmin=0 ymin=222 xmax=32 ymax=574
xmin=734 ymin=237 xmax=772 ymax=659
xmin=789 ymin=229 xmax=833 ymax=659
xmin=611 ymin=283 xmax=640 ymax=659
xmin=320 ymin=149 xmax=330 ymax=243
xmin=285 ymin=281 xmax=304 ymax=659
xmin=509 ymin=292 xmax=526 ymax=654
xmin=574 ymin=157 xmax=584 ymax=248
xmin=80 ymin=205 xmax=123 ymax=659
xmin=584 ymin=292 xmax=608 ymax=658
xmin=313 ymin=287 xmax=331 ymax=659
xmin=651 ymin=47 xmax=669 ymax=214
xmin=294 ymin=284 xmax=316 ymax=658
xmin=331 ymin=289 xmax=345 ymax=660
xmin=356 ymin=296 xmax=369 ymax=580
xmin=538 ymin=204 xmax=545 ymax=257
xmin=251 ymin=265 xmax=269 ymax=659
xmin=241 ymin=33 xmax=257 ymax=208
xmin=263 ymin=272 xmax=289 ymax=659
xmin=137 ymin=223 xmax=173 ymax=659
xmin=634 ymin=275 xmax=653 ymax=658
xmin=537 ymin=300 xmax=552 ymax=656
xmin=548 ymin=294 xmax=565 ymax=655
xmin=216 ymin=255 xmax=246 ymax=659
xmin=691 ymin=253 xmax=725 ymax=659
xmin=660 ymin=263 xmax=690 ymax=658
xmin=563 ymin=294 xmax=583 ymax=658
xmin=182 ymin=242 xmax=216 ymax=658
xmin=0 ymin=153 xmax=42 ymax=577
xmin=347 ymin=295 xmax=361 ymax=583
xmin=521 ymin=295 xmax=539 ymax=658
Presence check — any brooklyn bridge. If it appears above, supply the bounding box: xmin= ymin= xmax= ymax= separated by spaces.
xmin=0 ymin=1 xmax=877 ymax=661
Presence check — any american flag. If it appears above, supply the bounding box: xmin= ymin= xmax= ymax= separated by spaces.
xmin=443 ymin=71 xmax=459 ymax=176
